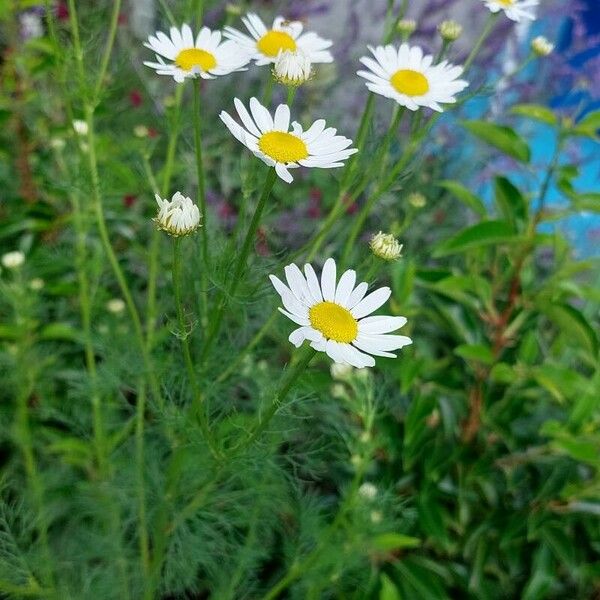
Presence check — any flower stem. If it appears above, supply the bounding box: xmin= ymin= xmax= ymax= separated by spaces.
xmin=201 ymin=167 xmax=277 ymax=360
xmin=172 ymin=238 xmax=220 ymax=456
xmin=193 ymin=78 xmax=209 ymax=328
xmin=146 ymin=84 xmax=185 ymax=349
xmin=462 ymin=13 xmax=498 ymax=74
xmin=286 ymin=86 xmax=297 ymax=106
xmin=235 ymin=346 xmax=317 ymax=453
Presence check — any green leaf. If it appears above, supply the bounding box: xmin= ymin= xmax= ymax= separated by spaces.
xmin=511 ymin=104 xmax=558 ymax=125
xmin=455 ymin=344 xmax=494 ymax=365
xmin=571 ymin=192 xmax=600 ymax=212
xmin=461 ymin=120 xmax=531 ymax=163
xmin=571 ymin=110 xmax=600 ymax=138
xmin=494 ymin=176 xmax=528 ymax=225
xmin=379 ymin=574 xmax=402 ymax=600
xmin=539 ymin=302 xmax=599 ymax=358
xmin=438 ymin=180 xmax=487 ymax=216
xmin=39 ymin=323 xmax=85 ymax=344
xmin=433 ymin=220 xmax=519 ymax=257
xmin=372 ymin=533 xmax=421 ymax=552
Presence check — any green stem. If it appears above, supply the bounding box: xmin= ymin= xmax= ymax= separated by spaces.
xmin=234 ymin=346 xmax=317 ymax=453
xmin=68 ymin=0 xmax=162 ymax=410
xmin=135 ymin=381 xmax=151 ymax=583
xmin=172 ymin=239 xmax=219 ymax=457
xmin=201 ymin=167 xmax=277 ymax=360
xmin=193 ymin=78 xmax=209 ymax=329
xmin=93 ymin=0 xmax=122 ymax=102
xmin=286 ymin=86 xmax=297 ymax=106
xmin=146 ymin=84 xmax=185 ymax=349
xmin=263 ymin=75 xmax=274 ymax=106
xmin=462 ymin=13 xmax=498 ymax=74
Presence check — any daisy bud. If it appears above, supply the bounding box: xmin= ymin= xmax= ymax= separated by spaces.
xmin=370 ymin=232 xmax=403 ymax=261
xmin=154 ymin=192 xmax=201 ymax=237
xmin=408 ymin=192 xmax=426 ymax=208
xmin=2 ymin=251 xmax=25 ymax=269
xmin=370 ymin=510 xmax=383 ymax=524
xmin=50 ymin=137 xmax=65 ymax=150
xmin=438 ymin=20 xmax=462 ymax=42
xmin=273 ymin=50 xmax=313 ymax=87
xmin=29 ymin=278 xmax=45 ymax=291
xmin=531 ymin=36 xmax=553 ymax=57
xmin=358 ymin=482 xmax=378 ymax=500
xmin=134 ymin=124 xmax=149 ymax=138
xmin=331 ymin=362 xmax=353 ymax=380
xmin=106 ymin=298 xmax=126 ymax=314
xmin=396 ymin=19 xmax=417 ymax=38
xmin=225 ymin=3 xmax=242 ymax=16
xmin=72 ymin=119 xmax=88 ymax=136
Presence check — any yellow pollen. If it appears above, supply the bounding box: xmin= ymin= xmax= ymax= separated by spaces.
xmin=257 ymin=30 xmax=297 ymax=57
xmin=498 ymin=0 xmax=514 ymax=4
xmin=258 ymin=131 xmax=309 ymax=163
xmin=309 ymin=301 xmax=358 ymax=344
xmin=175 ymin=48 xmax=217 ymax=71
xmin=390 ymin=69 xmax=429 ymax=96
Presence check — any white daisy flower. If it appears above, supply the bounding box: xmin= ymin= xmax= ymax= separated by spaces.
xmin=273 ymin=50 xmax=313 ymax=86
xmin=1 ymin=251 xmax=25 ymax=269
xmin=154 ymin=192 xmax=201 ymax=236
xmin=270 ymin=258 xmax=412 ymax=368
xmin=481 ymin=0 xmax=538 ymax=22
xmin=144 ymin=24 xmax=250 ymax=83
xmin=224 ymin=13 xmax=333 ymax=66
xmin=219 ymin=97 xmax=357 ymax=184
xmin=357 ymin=44 xmax=468 ymax=112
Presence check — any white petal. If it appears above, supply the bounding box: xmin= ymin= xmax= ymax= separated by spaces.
xmin=358 ymin=315 xmax=407 ymax=334
xmin=351 ymin=287 xmax=391 ymax=319
xmin=320 ymin=258 xmax=337 ymax=302
xmin=334 ymin=270 xmax=356 ymax=307
xmin=304 ymin=264 xmax=323 ymax=303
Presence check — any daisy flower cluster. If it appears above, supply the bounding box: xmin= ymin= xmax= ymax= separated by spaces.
xmin=141 ymin=3 xmax=539 ymax=369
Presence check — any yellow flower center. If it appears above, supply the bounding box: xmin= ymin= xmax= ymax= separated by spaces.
xmin=498 ymin=0 xmax=514 ymax=4
xmin=390 ymin=69 xmax=429 ymax=96
xmin=257 ymin=30 xmax=297 ymax=57
xmin=175 ymin=48 xmax=217 ymax=71
xmin=309 ymin=301 xmax=358 ymax=344
xmin=258 ymin=131 xmax=309 ymax=163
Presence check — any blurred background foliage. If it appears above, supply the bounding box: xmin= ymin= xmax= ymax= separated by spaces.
xmin=0 ymin=0 xmax=599 ymax=599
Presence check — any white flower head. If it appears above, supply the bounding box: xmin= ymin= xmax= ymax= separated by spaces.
xmin=438 ymin=20 xmax=463 ymax=42
xmin=370 ymin=232 xmax=403 ymax=261
xmin=50 ymin=137 xmax=65 ymax=150
xmin=270 ymin=258 xmax=412 ymax=368
xmin=357 ymin=44 xmax=468 ymax=112
xmin=29 ymin=278 xmax=44 ymax=291
xmin=72 ymin=119 xmax=88 ymax=136
xmin=220 ymin=97 xmax=357 ymax=184
xmin=273 ymin=49 xmax=313 ymax=86
xmin=2 ymin=251 xmax=25 ymax=269
xmin=531 ymin=36 xmax=553 ymax=57
xmin=106 ymin=298 xmax=126 ymax=314
xmin=358 ymin=482 xmax=378 ymax=500
xmin=224 ymin=13 xmax=333 ymax=66
xmin=154 ymin=192 xmax=201 ymax=237
xmin=481 ymin=0 xmax=538 ymax=22
xmin=144 ymin=24 xmax=250 ymax=83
